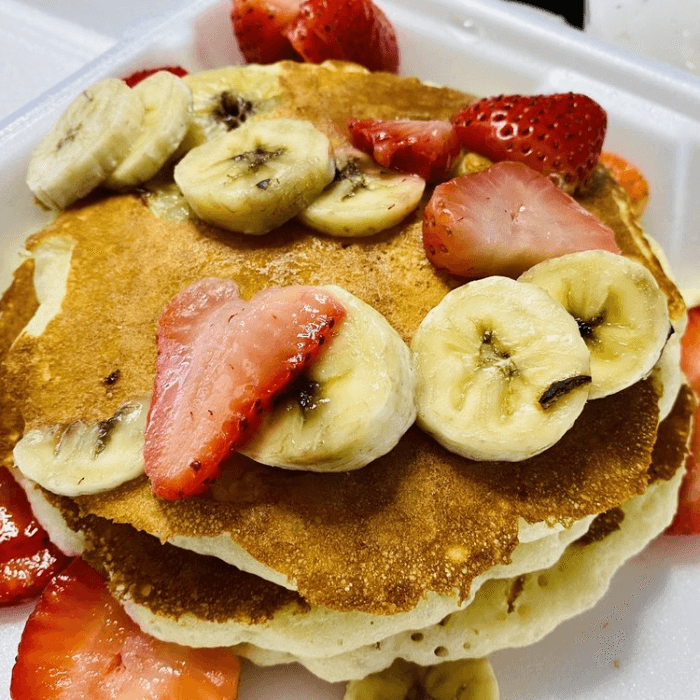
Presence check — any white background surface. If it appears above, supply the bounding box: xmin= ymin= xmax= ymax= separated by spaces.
xmin=1 ymin=0 xmax=699 ymax=699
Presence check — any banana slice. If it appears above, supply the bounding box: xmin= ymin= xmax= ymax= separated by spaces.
xmin=26 ymin=78 xmax=145 ymax=209
xmin=174 ymin=118 xmax=335 ymax=235
xmin=343 ymin=658 xmax=499 ymax=700
xmin=298 ymin=147 xmax=425 ymax=237
xmin=651 ymin=330 xmax=682 ymax=421
xmin=411 ymin=276 xmax=592 ymax=462
xmin=13 ymin=397 xmax=149 ymax=497
xmin=240 ymin=286 xmax=416 ymax=471
xmin=423 ymin=659 xmax=500 ymax=700
xmin=104 ymin=71 xmax=192 ymax=189
xmin=180 ymin=65 xmax=283 ymax=152
xmin=343 ymin=660 xmax=418 ymax=700
xmin=519 ymin=250 xmax=671 ymax=399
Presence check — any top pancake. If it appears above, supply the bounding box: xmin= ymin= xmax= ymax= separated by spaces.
xmin=2 ymin=61 xmax=687 ymax=615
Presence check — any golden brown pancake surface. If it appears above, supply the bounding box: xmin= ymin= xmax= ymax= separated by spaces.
xmin=1 ymin=62 xmax=688 ymax=615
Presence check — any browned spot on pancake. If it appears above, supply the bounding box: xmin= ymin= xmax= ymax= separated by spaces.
xmin=76 ymin=513 xmax=306 ymax=625
xmin=575 ymin=508 xmax=625 ymax=546
xmin=648 ymin=384 xmax=696 ymax=483
xmin=2 ymin=65 xmax=688 ymax=615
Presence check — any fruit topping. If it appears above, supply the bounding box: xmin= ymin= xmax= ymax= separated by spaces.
xmin=600 ymin=151 xmax=650 ymax=216
xmin=10 ymin=557 xmax=241 ymax=699
xmin=26 ymin=78 xmax=145 ymax=210
xmin=422 ymin=161 xmax=620 ymax=280
xmin=231 ymin=0 xmax=302 ymax=64
xmin=286 ymin=0 xmax=399 ymax=72
xmin=240 ymin=285 xmax=416 ymax=472
xmin=231 ymin=0 xmax=399 ymax=72
xmin=122 ymin=65 xmax=189 ymax=88
xmin=452 ymin=92 xmax=607 ymax=193
xmin=298 ymin=146 xmax=425 ymax=237
xmin=144 ymin=279 xmax=346 ymax=500
xmin=0 ymin=467 xmax=70 ymax=606
xmin=667 ymin=304 xmax=700 ymax=534
xmin=521 ymin=250 xmax=671 ymax=400
xmin=173 ymin=118 xmax=335 ymax=235
xmin=347 ymin=118 xmax=461 ymax=182
xmin=411 ymin=276 xmax=592 ymax=462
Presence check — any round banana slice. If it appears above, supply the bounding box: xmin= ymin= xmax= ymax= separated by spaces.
xmin=298 ymin=147 xmax=425 ymax=237
xmin=174 ymin=118 xmax=335 ymax=235
xmin=411 ymin=276 xmax=592 ymax=462
xmin=519 ymin=250 xmax=671 ymax=399
xmin=180 ymin=65 xmax=283 ymax=152
xmin=343 ymin=658 xmax=499 ymax=700
xmin=27 ymin=78 xmax=145 ymax=209
xmin=13 ymin=397 xmax=149 ymax=497
xmin=105 ymin=71 xmax=192 ymax=189
xmin=423 ymin=659 xmax=500 ymax=700
xmin=651 ymin=330 xmax=682 ymax=422
xmin=240 ymin=286 xmax=416 ymax=472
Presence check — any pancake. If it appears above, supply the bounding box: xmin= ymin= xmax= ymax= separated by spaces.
xmin=0 ymin=61 xmax=694 ymax=684
xmin=14 ymin=384 xmax=694 ymax=680
xmin=4 ymin=176 xmax=671 ymax=616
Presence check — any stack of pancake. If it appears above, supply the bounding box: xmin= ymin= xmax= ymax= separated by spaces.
xmin=0 ymin=61 xmax=694 ymax=684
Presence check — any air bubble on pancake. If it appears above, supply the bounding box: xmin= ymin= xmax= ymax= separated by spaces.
xmin=22 ymin=236 xmax=73 ymax=337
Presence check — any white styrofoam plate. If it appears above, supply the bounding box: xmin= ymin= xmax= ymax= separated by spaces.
xmin=0 ymin=1 xmax=698 ymax=698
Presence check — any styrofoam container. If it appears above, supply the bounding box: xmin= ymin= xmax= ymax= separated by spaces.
xmin=0 ymin=1 xmax=698 ymax=698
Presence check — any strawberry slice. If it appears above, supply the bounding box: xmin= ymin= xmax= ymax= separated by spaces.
xmin=0 ymin=466 xmax=69 ymax=606
xmin=600 ymin=151 xmax=650 ymax=216
xmin=231 ymin=0 xmax=303 ymax=64
xmin=347 ymin=118 xmax=460 ymax=182
xmin=10 ymin=557 xmax=241 ymax=699
xmin=452 ymin=93 xmax=607 ymax=193
xmin=144 ymin=280 xmax=346 ymax=500
xmin=285 ymin=0 xmax=399 ymax=73
xmin=667 ymin=304 xmax=700 ymax=534
xmin=422 ymin=161 xmax=621 ymax=280
xmin=122 ymin=65 xmax=188 ymax=88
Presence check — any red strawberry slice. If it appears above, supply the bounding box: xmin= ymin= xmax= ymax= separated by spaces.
xmin=231 ymin=0 xmax=303 ymax=64
xmin=285 ymin=0 xmax=399 ymax=73
xmin=122 ymin=65 xmax=188 ymax=88
xmin=667 ymin=304 xmax=700 ymax=534
xmin=422 ymin=161 xmax=621 ymax=280
xmin=347 ymin=118 xmax=460 ymax=182
xmin=0 ymin=467 xmax=69 ymax=606
xmin=10 ymin=557 xmax=241 ymax=699
xmin=144 ymin=280 xmax=346 ymax=500
xmin=452 ymin=93 xmax=607 ymax=193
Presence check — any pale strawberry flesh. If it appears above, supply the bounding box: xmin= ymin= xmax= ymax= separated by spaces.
xmin=10 ymin=557 xmax=241 ymax=699
xmin=422 ymin=161 xmax=620 ymax=280
xmin=144 ymin=280 xmax=346 ymax=500
xmin=348 ymin=118 xmax=460 ymax=182
xmin=0 ymin=467 xmax=69 ymax=606
xmin=667 ymin=305 xmax=700 ymax=534
xmin=452 ymin=93 xmax=607 ymax=192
